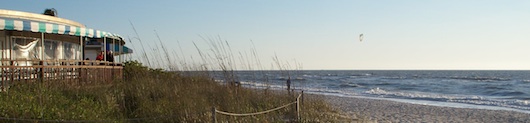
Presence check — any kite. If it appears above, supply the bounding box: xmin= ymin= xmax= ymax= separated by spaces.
xmin=359 ymin=34 xmax=364 ymax=42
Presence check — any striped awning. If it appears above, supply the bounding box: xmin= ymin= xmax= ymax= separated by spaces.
xmin=0 ymin=18 xmax=123 ymax=40
xmin=107 ymin=43 xmax=133 ymax=54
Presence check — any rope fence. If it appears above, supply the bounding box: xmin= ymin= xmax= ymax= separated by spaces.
xmin=212 ymin=93 xmax=303 ymax=123
xmin=215 ymin=101 xmax=297 ymax=117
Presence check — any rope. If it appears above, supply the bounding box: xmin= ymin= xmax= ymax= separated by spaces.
xmin=215 ymin=101 xmax=297 ymax=116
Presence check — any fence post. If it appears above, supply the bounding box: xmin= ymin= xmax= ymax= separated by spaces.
xmin=212 ymin=107 xmax=216 ymax=123
xmin=39 ymin=61 xmax=44 ymax=83
xmin=296 ymin=94 xmax=301 ymax=122
xmin=301 ymin=91 xmax=304 ymax=105
xmin=10 ymin=61 xmax=14 ymax=82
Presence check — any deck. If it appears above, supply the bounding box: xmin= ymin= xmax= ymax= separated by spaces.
xmin=0 ymin=60 xmax=123 ymax=90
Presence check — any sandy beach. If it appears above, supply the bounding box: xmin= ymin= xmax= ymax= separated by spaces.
xmin=311 ymin=94 xmax=530 ymax=123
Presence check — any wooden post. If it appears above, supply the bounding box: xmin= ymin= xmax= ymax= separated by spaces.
xmin=39 ymin=61 xmax=44 ymax=83
xmin=211 ymin=107 xmax=217 ymax=123
xmin=297 ymin=94 xmax=302 ymax=122
xmin=10 ymin=61 xmax=14 ymax=82
xmin=301 ymin=91 xmax=304 ymax=105
xmin=80 ymin=36 xmax=84 ymax=60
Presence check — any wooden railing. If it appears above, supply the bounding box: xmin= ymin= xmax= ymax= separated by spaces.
xmin=0 ymin=59 xmax=123 ymax=90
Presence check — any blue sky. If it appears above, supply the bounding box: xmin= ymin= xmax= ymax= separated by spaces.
xmin=3 ymin=0 xmax=530 ymax=70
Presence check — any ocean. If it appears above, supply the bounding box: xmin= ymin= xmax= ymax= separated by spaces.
xmin=211 ymin=70 xmax=530 ymax=114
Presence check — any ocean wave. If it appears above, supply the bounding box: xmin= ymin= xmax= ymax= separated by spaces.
xmin=350 ymin=73 xmax=372 ymax=77
xmin=303 ymin=74 xmax=318 ymax=78
xmin=448 ymin=76 xmax=511 ymax=82
xmin=339 ymin=83 xmax=362 ymax=88
xmin=294 ymin=77 xmax=306 ymax=80
xmin=382 ymin=76 xmax=408 ymax=80
xmin=238 ymin=81 xmax=271 ymax=88
xmin=491 ymin=91 xmax=526 ymax=96
xmin=363 ymin=88 xmax=530 ymax=111
xmin=484 ymin=86 xmax=505 ymax=90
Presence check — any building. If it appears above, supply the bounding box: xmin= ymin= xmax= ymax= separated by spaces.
xmin=0 ymin=9 xmax=133 ymax=90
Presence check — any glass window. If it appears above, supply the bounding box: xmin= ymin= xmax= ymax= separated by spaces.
xmin=63 ymin=42 xmax=80 ymax=60
xmin=44 ymin=40 xmax=59 ymax=59
xmin=44 ymin=40 xmax=81 ymax=60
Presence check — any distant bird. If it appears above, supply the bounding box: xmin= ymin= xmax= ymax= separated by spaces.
xmin=359 ymin=34 xmax=364 ymax=42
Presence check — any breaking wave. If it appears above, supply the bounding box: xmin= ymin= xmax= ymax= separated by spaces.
xmin=364 ymin=88 xmax=530 ymax=111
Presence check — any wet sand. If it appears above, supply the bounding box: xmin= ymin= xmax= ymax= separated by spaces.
xmin=311 ymin=94 xmax=530 ymax=123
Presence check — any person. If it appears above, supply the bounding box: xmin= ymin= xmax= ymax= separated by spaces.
xmin=286 ymin=77 xmax=291 ymax=91
xmin=83 ymin=58 xmax=90 ymax=65
xmin=96 ymin=51 xmax=104 ymax=61
xmin=106 ymin=51 xmax=114 ymax=62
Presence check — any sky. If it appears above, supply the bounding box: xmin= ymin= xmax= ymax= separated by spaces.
xmin=2 ymin=0 xmax=530 ymax=70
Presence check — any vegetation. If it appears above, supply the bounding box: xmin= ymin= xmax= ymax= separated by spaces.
xmin=0 ymin=60 xmax=346 ymax=122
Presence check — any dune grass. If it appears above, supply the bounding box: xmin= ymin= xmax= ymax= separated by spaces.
xmin=0 ymin=26 xmax=353 ymax=122
xmin=0 ymin=60 xmax=347 ymax=122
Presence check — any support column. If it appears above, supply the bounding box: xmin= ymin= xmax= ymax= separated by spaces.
xmin=80 ymin=36 xmax=83 ymax=60
xmin=39 ymin=33 xmax=45 ymax=83
xmin=1 ymin=31 xmax=5 ymax=59
xmin=8 ymin=35 xmax=11 ymax=60
xmin=103 ymin=37 xmax=106 ymax=61
xmin=41 ymin=33 xmax=44 ymax=60
xmin=112 ymin=38 xmax=115 ymax=63
xmin=118 ymin=41 xmax=123 ymax=63
xmin=79 ymin=36 xmax=84 ymax=83
xmin=119 ymin=40 xmax=123 ymax=63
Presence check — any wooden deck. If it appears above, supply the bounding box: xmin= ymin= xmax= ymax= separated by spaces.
xmin=0 ymin=60 xmax=123 ymax=90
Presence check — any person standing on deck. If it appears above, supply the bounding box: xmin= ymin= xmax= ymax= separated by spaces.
xmin=106 ymin=51 xmax=114 ymax=62
xmin=96 ymin=51 xmax=104 ymax=61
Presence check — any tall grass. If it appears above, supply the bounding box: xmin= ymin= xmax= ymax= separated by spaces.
xmin=0 ymin=26 xmax=352 ymax=122
xmin=0 ymin=61 xmax=345 ymax=122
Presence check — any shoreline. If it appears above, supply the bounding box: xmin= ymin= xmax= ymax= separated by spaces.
xmin=308 ymin=94 xmax=530 ymax=122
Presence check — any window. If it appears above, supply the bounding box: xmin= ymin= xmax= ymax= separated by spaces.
xmin=44 ymin=40 xmax=59 ymax=59
xmin=44 ymin=40 xmax=81 ymax=60
xmin=63 ymin=42 xmax=80 ymax=60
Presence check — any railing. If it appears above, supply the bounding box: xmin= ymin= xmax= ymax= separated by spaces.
xmin=0 ymin=59 xmax=123 ymax=91
xmin=212 ymin=93 xmax=303 ymax=123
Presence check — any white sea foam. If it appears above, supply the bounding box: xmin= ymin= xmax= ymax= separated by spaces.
xmin=363 ymin=87 xmax=530 ymax=112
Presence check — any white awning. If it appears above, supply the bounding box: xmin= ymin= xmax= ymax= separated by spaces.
xmin=0 ymin=18 xmax=123 ymax=40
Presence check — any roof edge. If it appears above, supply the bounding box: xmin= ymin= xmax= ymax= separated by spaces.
xmin=0 ymin=9 xmax=85 ymax=27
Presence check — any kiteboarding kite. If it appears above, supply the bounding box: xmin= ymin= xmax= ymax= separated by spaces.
xmin=359 ymin=34 xmax=364 ymax=42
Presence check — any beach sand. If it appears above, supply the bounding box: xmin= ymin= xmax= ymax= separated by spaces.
xmin=309 ymin=94 xmax=530 ymax=123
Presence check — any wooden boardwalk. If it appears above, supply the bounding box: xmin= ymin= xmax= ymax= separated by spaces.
xmin=0 ymin=60 xmax=123 ymax=90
